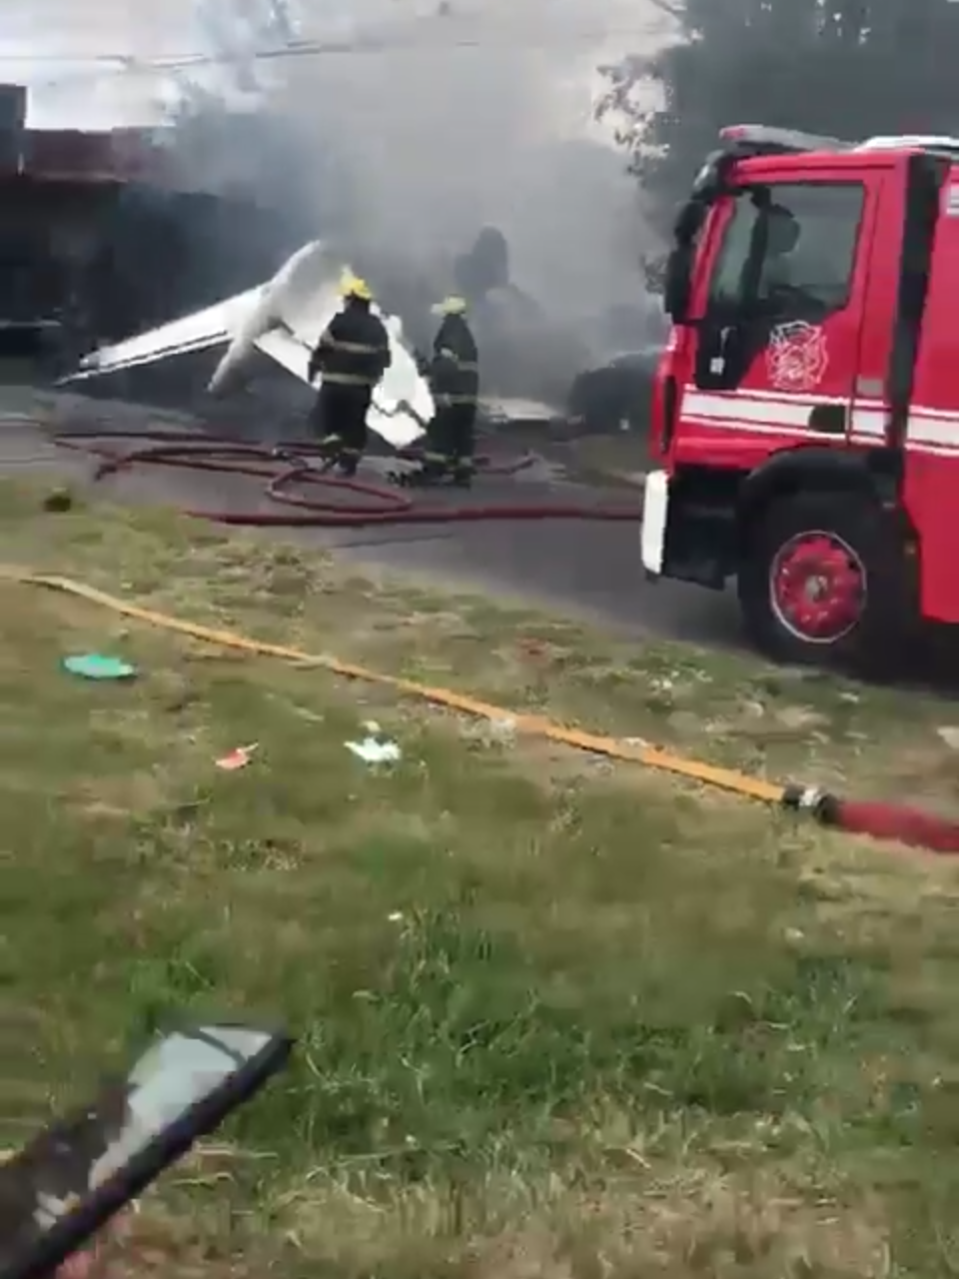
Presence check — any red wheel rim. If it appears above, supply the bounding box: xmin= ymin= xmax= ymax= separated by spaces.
xmin=769 ymin=530 xmax=866 ymax=644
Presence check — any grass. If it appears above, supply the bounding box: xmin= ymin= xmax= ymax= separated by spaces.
xmin=3 ymin=477 xmax=959 ymax=1276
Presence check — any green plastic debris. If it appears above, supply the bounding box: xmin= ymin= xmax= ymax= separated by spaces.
xmin=62 ymin=654 xmax=137 ymax=680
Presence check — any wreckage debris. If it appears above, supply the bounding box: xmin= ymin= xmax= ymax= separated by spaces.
xmin=62 ymin=243 xmax=435 ymax=452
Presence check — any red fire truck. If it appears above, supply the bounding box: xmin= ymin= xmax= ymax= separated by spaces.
xmin=641 ymin=124 xmax=959 ymax=673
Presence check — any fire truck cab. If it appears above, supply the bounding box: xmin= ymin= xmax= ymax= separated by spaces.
xmin=642 ymin=123 xmax=959 ymax=672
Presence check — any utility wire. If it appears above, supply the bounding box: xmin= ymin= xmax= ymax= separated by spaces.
xmin=0 ymin=14 xmax=672 ymax=98
xmin=0 ymin=40 xmax=665 ymax=95
xmin=0 ymin=21 xmax=669 ymax=73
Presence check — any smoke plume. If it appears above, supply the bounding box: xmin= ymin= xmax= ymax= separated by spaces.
xmin=12 ymin=0 xmax=669 ymax=398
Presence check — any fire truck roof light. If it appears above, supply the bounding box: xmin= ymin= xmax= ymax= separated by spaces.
xmin=857 ymin=134 xmax=959 ymax=158
xmin=719 ymin=125 xmax=959 ymax=163
xmin=719 ymin=124 xmax=853 ymax=155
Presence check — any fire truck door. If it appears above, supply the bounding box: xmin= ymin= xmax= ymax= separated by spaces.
xmin=888 ymin=158 xmax=959 ymax=624
xmin=679 ymin=175 xmax=874 ymax=468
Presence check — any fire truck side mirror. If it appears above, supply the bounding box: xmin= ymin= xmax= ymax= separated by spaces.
xmin=664 ymin=196 xmax=712 ymax=324
xmin=663 ymin=245 xmax=693 ymax=323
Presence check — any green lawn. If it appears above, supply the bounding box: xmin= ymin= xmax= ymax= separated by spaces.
xmin=3 ymin=478 xmax=959 ymax=1278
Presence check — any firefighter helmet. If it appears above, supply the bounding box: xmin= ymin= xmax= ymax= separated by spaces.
xmin=432 ymin=295 xmax=468 ymax=316
xmin=340 ymin=272 xmax=373 ymax=301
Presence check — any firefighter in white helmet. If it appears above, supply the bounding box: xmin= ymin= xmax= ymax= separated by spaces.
xmin=307 ymin=272 xmax=392 ymax=476
xmin=409 ymin=295 xmax=479 ymax=486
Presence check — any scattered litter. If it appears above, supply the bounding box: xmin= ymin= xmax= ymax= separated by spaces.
xmin=63 ymin=654 xmax=136 ymax=681
xmin=346 ymin=726 xmax=401 ymax=764
xmin=937 ymin=726 xmax=959 ymax=751
xmin=216 ymin=743 xmax=258 ymax=771
xmin=623 ymin=736 xmax=650 ymax=749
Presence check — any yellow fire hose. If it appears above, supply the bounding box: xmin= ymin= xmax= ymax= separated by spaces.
xmin=5 ymin=569 xmax=783 ymax=804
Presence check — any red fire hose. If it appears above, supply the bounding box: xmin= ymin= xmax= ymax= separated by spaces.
xmin=51 ymin=429 xmax=642 ymax=527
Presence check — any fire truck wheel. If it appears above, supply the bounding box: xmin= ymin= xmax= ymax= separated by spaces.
xmin=738 ymin=492 xmax=913 ymax=672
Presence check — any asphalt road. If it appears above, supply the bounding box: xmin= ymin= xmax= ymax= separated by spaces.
xmin=327 ymin=463 xmax=744 ymax=647
xmin=0 ymin=394 xmax=744 ymax=649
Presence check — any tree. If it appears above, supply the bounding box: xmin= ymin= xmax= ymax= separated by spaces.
xmin=597 ymin=0 xmax=959 ymax=285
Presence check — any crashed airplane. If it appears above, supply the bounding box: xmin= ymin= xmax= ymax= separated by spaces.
xmin=62 ymin=240 xmax=434 ymax=449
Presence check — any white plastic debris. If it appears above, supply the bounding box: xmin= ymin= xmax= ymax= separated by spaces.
xmin=345 ymin=728 xmax=401 ymax=764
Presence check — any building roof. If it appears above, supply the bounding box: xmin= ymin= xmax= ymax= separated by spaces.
xmin=0 ymin=84 xmax=203 ymax=191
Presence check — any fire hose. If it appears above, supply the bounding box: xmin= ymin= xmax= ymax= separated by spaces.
xmin=30 ymin=427 xmax=959 ymax=855
xmin=50 ymin=429 xmax=642 ymax=527
xmin=4 ymin=565 xmax=959 ymax=855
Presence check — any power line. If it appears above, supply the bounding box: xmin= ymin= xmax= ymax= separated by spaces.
xmin=0 ymin=18 xmax=671 ymax=99
xmin=0 ymin=22 xmax=668 ymax=74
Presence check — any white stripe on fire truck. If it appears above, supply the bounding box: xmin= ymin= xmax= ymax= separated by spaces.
xmin=684 ymin=387 xmax=888 ymax=406
xmin=681 ymin=390 xmax=959 ymax=448
xmin=682 ymin=388 xmax=885 ymax=410
xmin=682 ymin=391 xmax=812 ymax=427
xmin=852 ymin=407 xmax=959 ymax=446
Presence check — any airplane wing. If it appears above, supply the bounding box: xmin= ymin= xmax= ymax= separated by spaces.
xmin=64 ymin=241 xmax=335 ymax=388
xmin=62 ymin=289 xmax=262 ymax=383
xmin=206 ymin=241 xmax=336 ymax=394
xmin=252 ymin=326 xmax=311 ymax=382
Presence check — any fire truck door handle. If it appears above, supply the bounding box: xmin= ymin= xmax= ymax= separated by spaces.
xmin=807 ymin=403 xmax=846 ymax=435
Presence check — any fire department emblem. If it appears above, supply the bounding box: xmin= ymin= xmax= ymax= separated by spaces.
xmin=765 ymin=321 xmax=828 ymax=392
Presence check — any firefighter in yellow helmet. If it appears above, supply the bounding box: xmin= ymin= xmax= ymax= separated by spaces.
xmin=306 ymin=272 xmax=392 ymax=476
xmin=411 ymin=294 xmax=479 ymax=486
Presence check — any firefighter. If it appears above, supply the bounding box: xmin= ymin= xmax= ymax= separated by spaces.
xmin=414 ymin=295 xmax=479 ymax=486
xmin=307 ymin=272 xmax=392 ymax=476
xmin=759 ymin=204 xmax=801 ymax=300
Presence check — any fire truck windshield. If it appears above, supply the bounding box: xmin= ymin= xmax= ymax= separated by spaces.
xmin=708 ymin=182 xmax=864 ymax=320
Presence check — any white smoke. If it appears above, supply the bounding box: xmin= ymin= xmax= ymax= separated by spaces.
xmin=6 ymin=0 xmax=669 ymax=377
